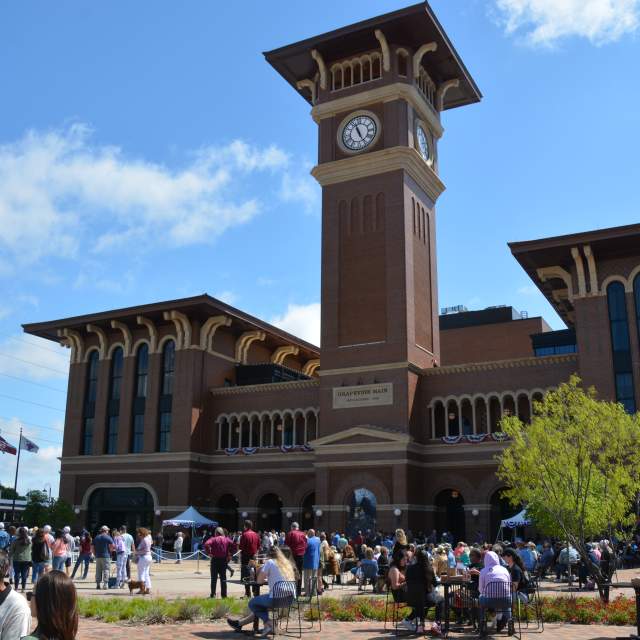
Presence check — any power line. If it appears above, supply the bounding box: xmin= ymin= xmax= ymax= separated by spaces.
xmin=0 ymin=393 xmax=65 ymax=413
xmin=0 ymin=415 xmax=63 ymax=434
xmin=0 ymin=372 xmax=67 ymax=394
xmin=0 ymin=332 xmax=65 ymax=356
xmin=0 ymin=352 xmax=68 ymax=376
xmin=0 ymin=428 xmax=62 ymax=447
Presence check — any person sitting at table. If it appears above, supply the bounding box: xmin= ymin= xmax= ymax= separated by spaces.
xmin=434 ymin=546 xmax=449 ymax=576
xmin=226 ymin=545 xmax=297 ymax=637
xmin=502 ymin=548 xmax=529 ymax=603
xmin=479 ymin=550 xmax=513 ymax=633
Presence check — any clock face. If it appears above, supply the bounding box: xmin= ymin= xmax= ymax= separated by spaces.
xmin=341 ymin=115 xmax=378 ymax=152
xmin=416 ymin=125 xmax=430 ymax=162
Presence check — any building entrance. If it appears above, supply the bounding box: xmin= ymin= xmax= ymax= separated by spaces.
xmin=87 ymin=487 xmax=154 ymax=534
xmin=346 ymin=488 xmax=377 ymax=538
xmin=435 ymin=489 xmax=466 ymax=543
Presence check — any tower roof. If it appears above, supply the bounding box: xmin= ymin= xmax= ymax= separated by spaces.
xmin=263 ymin=2 xmax=482 ymax=110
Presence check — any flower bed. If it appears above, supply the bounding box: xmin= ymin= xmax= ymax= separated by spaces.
xmin=78 ymin=594 xmax=637 ymax=626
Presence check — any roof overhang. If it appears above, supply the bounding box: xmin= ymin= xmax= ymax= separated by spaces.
xmin=263 ymin=2 xmax=481 ymax=110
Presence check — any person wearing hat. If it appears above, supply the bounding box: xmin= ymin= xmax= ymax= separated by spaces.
xmin=0 ymin=525 xmax=9 ymax=552
xmin=62 ymin=526 xmax=75 ymax=577
xmin=91 ymin=526 xmax=115 ymax=590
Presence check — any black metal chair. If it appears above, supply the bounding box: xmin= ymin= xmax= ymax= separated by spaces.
xmin=266 ymin=580 xmax=299 ymax=637
xmin=384 ymin=587 xmax=410 ymax=635
xmin=358 ymin=562 xmax=379 ymax=592
xmin=445 ymin=582 xmax=478 ymax=633
xmin=514 ymin=576 xmax=543 ymax=632
xmin=287 ymin=575 xmax=321 ymax=633
xmin=478 ymin=580 xmax=517 ymax=638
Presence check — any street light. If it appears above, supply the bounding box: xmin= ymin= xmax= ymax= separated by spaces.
xmin=315 ymin=509 xmax=323 ymax=517
xmin=393 ymin=508 xmax=402 ymax=517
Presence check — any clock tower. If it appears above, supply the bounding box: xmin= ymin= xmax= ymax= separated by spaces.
xmin=265 ymin=3 xmax=481 ymax=442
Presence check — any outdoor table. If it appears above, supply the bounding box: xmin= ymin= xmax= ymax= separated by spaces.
xmin=440 ymin=575 xmax=477 ymax=636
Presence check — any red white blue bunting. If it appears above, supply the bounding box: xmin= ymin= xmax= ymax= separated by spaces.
xmin=440 ymin=433 xmax=509 ymax=444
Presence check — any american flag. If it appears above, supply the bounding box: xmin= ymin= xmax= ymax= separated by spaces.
xmin=20 ymin=435 xmax=39 ymax=454
xmin=0 ymin=434 xmax=17 ymax=456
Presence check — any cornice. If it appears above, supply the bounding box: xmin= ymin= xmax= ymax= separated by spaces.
xmin=210 ymin=379 xmax=319 ymax=396
xmin=311 ymin=82 xmax=444 ymax=139
xmin=421 ymin=354 xmax=578 ymax=376
xmin=311 ymin=146 xmax=446 ymax=203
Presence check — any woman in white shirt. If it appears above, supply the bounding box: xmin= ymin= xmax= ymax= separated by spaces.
xmin=227 ymin=545 xmax=297 ymax=637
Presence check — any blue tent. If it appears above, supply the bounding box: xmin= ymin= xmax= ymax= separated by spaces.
xmin=162 ymin=506 xmax=217 ymax=528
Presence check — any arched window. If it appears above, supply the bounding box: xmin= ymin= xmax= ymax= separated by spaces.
xmin=81 ymin=350 xmax=99 ymax=455
xmin=105 ymin=347 xmax=123 ymax=454
xmin=131 ymin=343 xmax=149 ymax=453
xmin=607 ymin=282 xmax=636 ymax=413
xmin=158 ymin=340 xmax=175 ymax=452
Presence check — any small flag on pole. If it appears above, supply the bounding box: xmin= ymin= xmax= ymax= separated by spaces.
xmin=19 ymin=435 xmax=39 ymax=454
xmin=0 ymin=434 xmax=17 ymax=455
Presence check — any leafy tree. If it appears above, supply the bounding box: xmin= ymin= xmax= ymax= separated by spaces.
xmin=47 ymin=498 xmax=75 ymax=530
xmin=0 ymin=484 xmax=21 ymax=500
xmin=22 ymin=490 xmax=50 ymax=527
xmin=497 ymin=375 xmax=640 ymax=600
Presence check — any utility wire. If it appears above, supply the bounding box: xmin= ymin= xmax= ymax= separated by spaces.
xmin=0 ymin=415 xmax=63 ymax=434
xmin=0 ymin=393 xmax=65 ymax=413
xmin=0 ymin=428 xmax=62 ymax=447
xmin=0 ymin=352 xmax=68 ymax=376
xmin=0 ymin=332 xmax=64 ymax=356
xmin=0 ymin=372 xmax=67 ymax=394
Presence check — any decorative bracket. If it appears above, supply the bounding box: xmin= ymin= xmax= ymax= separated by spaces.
xmin=110 ymin=320 xmax=132 ymax=356
xmin=235 ymin=330 xmax=266 ymax=364
xmin=86 ymin=324 xmax=107 ymax=359
xmin=136 ymin=315 xmax=158 ymax=353
xmin=270 ymin=345 xmax=299 ymax=365
xmin=200 ymin=315 xmax=232 ymax=352
xmin=311 ymin=49 xmax=328 ymax=90
xmin=412 ymin=42 xmax=437 ymax=79
xmin=374 ymin=29 xmax=391 ymax=72
xmin=302 ymin=359 xmax=320 ymax=377
xmin=436 ymin=78 xmax=460 ymax=111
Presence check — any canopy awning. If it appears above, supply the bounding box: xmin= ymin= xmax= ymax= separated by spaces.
xmin=162 ymin=506 xmax=218 ymax=528
xmin=500 ymin=509 xmax=531 ymax=529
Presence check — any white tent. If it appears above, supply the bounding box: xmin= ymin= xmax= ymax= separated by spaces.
xmin=495 ymin=509 xmax=531 ymax=542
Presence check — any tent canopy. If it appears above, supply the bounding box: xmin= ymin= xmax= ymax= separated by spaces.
xmin=500 ymin=509 xmax=531 ymax=529
xmin=162 ymin=506 xmax=218 ymax=528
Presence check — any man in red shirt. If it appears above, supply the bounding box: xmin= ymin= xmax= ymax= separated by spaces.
xmin=285 ymin=522 xmax=307 ymax=593
xmin=204 ymin=527 xmax=236 ymax=598
xmin=239 ymin=520 xmax=260 ymax=598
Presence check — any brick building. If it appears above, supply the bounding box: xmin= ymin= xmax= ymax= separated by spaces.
xmin=23 ymin=3 xmax=640 ymax=541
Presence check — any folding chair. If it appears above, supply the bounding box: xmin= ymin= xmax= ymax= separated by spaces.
xmin=358 ymin=563 xmax=379 ymax=592
xmin=384 ymin=588 xmax=409 ymax=636
xmin=288 ymin=575 xmax=321 ymax=632
xmin=478 ymin=581 xmax=518 ymax=638
xmin=267 ymin=580 xmax=299 ymax=637
xmin=514 ymin=577 xmax=543 ymax=632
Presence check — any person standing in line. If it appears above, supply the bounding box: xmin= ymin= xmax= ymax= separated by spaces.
xmin=0 ymin=525 xmax=9 ymax=553
xmin=302 ymin=529 xmax=321 ymax=596
xmin=119 ymin=526 xmax=134 ymax=581
xmin=31 ymin=529 xmax=51 ymax=584
xmin=113 ymin=530 xmax=127 ymax=588
xmin=135 ymin=528 xmax=153 ymax=594
xmin=173 ymin=532 xmax=184 ymax=564
xmin=204 ymin=527 xmax=236 ymax=599
xmin=91 ymin=526 xmax=114 ymax=590
xmin=9 ymin=528 xmax=32 ymax=593
xmin=239 ymin=520 xmax=260 ymax=599
xmin=153 ymin=531 xmax=164 ymax=564
xmin=285 ymin=522 xmax=307 ymax=595
xmin=70 ymin=532 xmax=91 ymax=581
xmin=0 ymin=549 xmax=31 ymax=639
xmin=51 ymin=530 xmax=68 ymax=573
xmin=41 ymin=526 xmax=54 ymax=577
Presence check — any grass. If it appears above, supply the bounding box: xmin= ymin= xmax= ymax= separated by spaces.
xmin=78 ymin=593 xmax=638 ymax=626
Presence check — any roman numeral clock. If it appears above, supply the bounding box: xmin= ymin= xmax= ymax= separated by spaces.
xmin=265 ymin=3 xmax=481 ymax=440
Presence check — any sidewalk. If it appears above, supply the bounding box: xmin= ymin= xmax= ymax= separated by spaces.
xmin=77 ymin=618 xmax=637 ymax=640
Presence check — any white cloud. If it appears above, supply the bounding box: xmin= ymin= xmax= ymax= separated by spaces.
xmin=214 ymin=290 xmax=239 ymax=306
xmin=280 ymin=169 xmax=320 ymax=214
xmin=270 ymin=302 xmax=321 ymax=346
xmin=0 ymin=124 xmax=311 ymax=269
xmin=517 ymin=284 xmax=539 ymax=295
xmin=493 ymin=0 xmax=640 ymax=45
xmin=0 ymin=334 xmax=70 ymax=381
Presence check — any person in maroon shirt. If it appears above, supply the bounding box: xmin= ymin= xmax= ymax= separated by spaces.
xmin=204 ymin=527 xmax=236 ymax=598
xmin=239 ymin=520 xmax=260 ymax=597
xmin=285 ymin=522 xmax=307 ymax=594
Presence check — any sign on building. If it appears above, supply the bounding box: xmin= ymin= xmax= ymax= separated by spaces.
xmin=332 ymin=383 xmax=393 ymax=409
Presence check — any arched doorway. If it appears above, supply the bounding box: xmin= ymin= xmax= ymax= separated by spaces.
xmin=300 ymin=493 xmax=315 ymax=531
xmin=87 ymin=487 xmax=154 ymax=535
xmin=490 ymin=488 xmax=522 ymax=542
xmin=346 ymin=488 xmax=377 ymax=538
xmin=257 ymin=493 xmax=282 ymax=532
xmin=435 ymin=489 xmax=466 ymax=543
xmin=216 ymin=494 xmax=238 ymax=532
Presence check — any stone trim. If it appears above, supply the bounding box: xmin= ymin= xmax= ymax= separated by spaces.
xmin=421 ymin=354 xmax=578 ymax=376
xmin=312 ymin=146 xmax=445 ymax=203
xmin=312 ymin=81 xmax=443 ymax=139
xmin=318 ymin=361 xmax=409 ymax=377
xmin=210 ymin=379 xmax=319 ymax=395
xmin=312 ymin=425 xmax=409 ymax=447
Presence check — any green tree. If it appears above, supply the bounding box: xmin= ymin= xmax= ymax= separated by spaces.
xmin=497 ymin=375 xmax=640 ymax=600
xmin=47 ymin=498 xmax=75 ymax=530
xmin=0 ymin=484 xmax=21 ymax=500
xmin=22 ymin=490 xmax=50 ymax=527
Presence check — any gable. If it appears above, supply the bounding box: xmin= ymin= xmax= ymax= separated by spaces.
xmin=311 ymin=425 xmax=410 ymax=447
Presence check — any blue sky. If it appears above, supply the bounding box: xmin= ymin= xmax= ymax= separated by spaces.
xmin=1 ymin=0 xmax=639 ymax=497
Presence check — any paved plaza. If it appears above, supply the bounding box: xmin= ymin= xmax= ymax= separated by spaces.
xmin=73 ymin=560 xmax=640 ymax=601
xmin=75 ymin=618 xmax=638 ymax=640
